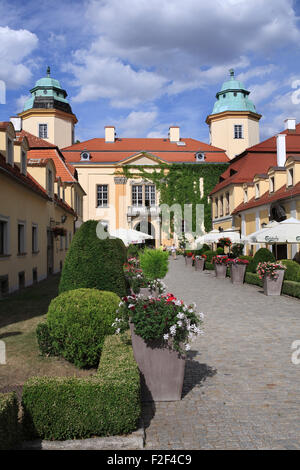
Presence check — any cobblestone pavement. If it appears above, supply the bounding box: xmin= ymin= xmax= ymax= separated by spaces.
xmin=143 ymin=257 xmax=300 ymax=450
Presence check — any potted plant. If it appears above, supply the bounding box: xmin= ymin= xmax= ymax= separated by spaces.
xmin=228 ymin=258 xmax=249 ymax=284
xmin=185 ymin=252 xmax=193 ymax=266
xmin=257 ymin=261 xmax=286 ymax=296
xmin=212 ymin=255 xmax=228 ymax=279
xmin=194 ymin=254 xmax=206 ymax=271
xmin=113 ymin=293 xmax=204 ymax=401
xmin=218 ymin=237 xmax=232 ymax=250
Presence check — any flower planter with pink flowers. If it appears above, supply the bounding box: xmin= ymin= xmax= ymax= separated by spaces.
xmin=257 ymin=262 xmax=286 ymax=296
xmin=228 ymin=258 xmax=249 ymax=284
xmin=113 ymin=293 xmax=204 ymax=401
xmin=213 ymin=255 xmax=228 ymax=279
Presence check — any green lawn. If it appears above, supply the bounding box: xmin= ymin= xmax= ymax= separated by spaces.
xmin=0 ymin=275 xmax=95 ymax=395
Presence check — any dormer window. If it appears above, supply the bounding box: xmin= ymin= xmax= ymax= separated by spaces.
xmin=21 ymin=151 xmax=27 ymax=175
xmin=6 ymin=137 xmax=13 ymax=165
xmin=255 ymin=183 xmax=260 ymax=199
xmin=244 ymin=188 xmax=248 ymax=203
xmin=269 ymin=176 xmax=275 ymax=193
xmin=80 ymin=151 xmax=90 ymax=161
xmin=288 ymin=168 xmax=294 ymax=187
xmin=195 ymin=152 xmax=205 ymax=162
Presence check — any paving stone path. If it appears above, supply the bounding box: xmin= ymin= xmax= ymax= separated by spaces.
xmin=142 ymin=257 xmax=300 ymax=450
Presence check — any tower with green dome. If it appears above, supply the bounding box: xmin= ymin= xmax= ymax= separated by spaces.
xmin=206 ymin=69 xmax=261 ymax=160
xmin=18 ymin=67 xmax=77 ymax=149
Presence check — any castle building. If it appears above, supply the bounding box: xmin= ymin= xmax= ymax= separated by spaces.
xmin=206 ymin=69 xmax=261 ymax=160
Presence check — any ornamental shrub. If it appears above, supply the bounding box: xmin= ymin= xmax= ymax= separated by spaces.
xmin=231 ymin=243 xmax=244 ymax=257
xmin=0 ymin=393 xmax=19 ymax=450
xmin=216 ymin=247 xmax=224 ymax=255
xmin=202 ymin=250 xmax=217 ymax=262
xmin=46 ymin=288 xmax=120 ymax=368
xmin=111 ymin=237 xmax=127 ymax=264
xmin=247 ymin=248 xmax=275 ymax=273
xmin=139 ymin=248 xmax=169 ymax=280
xmin=36 ymin=323 xmax=57 ymax=357
xmin=59 ymin=220 xmax=126 ymax=297
xmin=127 ymin=244 xmax=139 ymax=258
xmin=22 ymin=333 xmax=141 ymax=440
xmin=280 ymin=260 xmax=300 ymax=282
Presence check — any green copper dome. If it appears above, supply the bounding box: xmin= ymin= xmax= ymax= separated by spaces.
xmin=211 ymin=69 xmax=257 ymax=115
xmin=23 ymin=66 xmax=73 ymax=114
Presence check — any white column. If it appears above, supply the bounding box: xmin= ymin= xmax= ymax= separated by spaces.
xmin=290 ymin=201 xmax=297 ymax=259
xmin=241 ymin=214 xmax=246 ymax=254
xmin=255 ymin=210 xmax=260 ymax=252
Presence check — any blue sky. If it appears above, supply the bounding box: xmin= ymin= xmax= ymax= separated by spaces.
xmin=1 ymin=0 xmax=300 ymax=145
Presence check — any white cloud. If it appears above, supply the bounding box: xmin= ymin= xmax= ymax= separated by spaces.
xmin=66 ymin=0 xmax=300 ymax=107
xmin=249 ymin=81 xmax=279 ymax=105
xmin=15 ymin=94 xmax=30 ymax=113
xmin=0 ymin=26 xmax=38 ymax=89
xmin=118 ymin=110 xmax=158 ymax=137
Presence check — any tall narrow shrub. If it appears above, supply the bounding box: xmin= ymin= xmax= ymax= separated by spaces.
xmin=139 ymin=248 xmax=169 ymax=280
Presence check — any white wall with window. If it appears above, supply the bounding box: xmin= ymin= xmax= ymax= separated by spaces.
xmin=234 ymin=124 xmax=243 ymax=139
xmin=39 ymin=123 xmax=48 ymax=139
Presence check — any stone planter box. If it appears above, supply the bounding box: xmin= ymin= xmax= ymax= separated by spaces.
xmin=129 ymin=323 xmax=186 ymax=401
xmin=230 ymin=264 xmax=247 ymax=285
xmin=214 ymin=264 xmax=227 ymax=279
xmin=263 ymin=270 xmax=285 ymax=296
xmin=194 ymin=258 xmax=205 ymax=271
xmin=185 ymin=256 xmax=193 ymax=266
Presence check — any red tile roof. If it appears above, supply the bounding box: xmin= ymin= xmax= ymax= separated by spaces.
xmin=0 ymin=152 xmax=50 ymax=200
xmin=28 ymin=149 xmax=77 ymax=183
xmin=232 ymin=182 xmax=300 ymax=214
xmin=62 ymin=138 xmax=229 ymax=164
xmin=210 ymin=123 xmax=300 ymax=195
xmin=17 ymin=130 xmax=56 ymax=148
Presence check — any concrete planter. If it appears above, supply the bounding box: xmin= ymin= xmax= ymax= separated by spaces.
xmin=129 ymin=323 xmax=186 ymax=401
xmin=263 ymin=270 xmax=285 ymax=296
xmin=215 ymin=264 xmax=227 ymax=279
xmin=185 ymin=256 xmax=193 ymax=266
xmin=194 ymin=258 xmax=205 ymax=271
xmin=138 ymin=287 xmax=151 ymax=298
xmin=230 ymin=264 xmax=247 ymax=285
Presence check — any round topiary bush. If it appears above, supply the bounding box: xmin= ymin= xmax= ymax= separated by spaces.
xmin=216 ymin=247 xmax=225 ymax=255
xmin=248 ymin=248 xmax=275 ymax=273
xmin=202 ymin=250 xmax=217 ymax=263
xmin=59 ymin=220 xmax=126 ymax=297
xmin=139 ymin=248 xmax=169 ymax=280
xmin=281 ymin=260 xmax=300 ymax=282
xmin=46 ymin=288 xmax=120 ymax=368
xmin=111 ymin=237 xmax=127 ymax=264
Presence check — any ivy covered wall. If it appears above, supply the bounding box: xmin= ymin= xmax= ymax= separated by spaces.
xmin=121 ymin=161 xmax=228 ymax=233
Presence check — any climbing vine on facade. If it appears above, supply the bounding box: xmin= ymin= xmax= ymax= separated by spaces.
xmin=121 ymin=160 xmax=228 ymax=233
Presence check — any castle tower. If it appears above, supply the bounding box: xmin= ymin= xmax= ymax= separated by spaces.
xmin=18 ymin=67 xmax=77 ymax=148
xmin=206 ymin=69 xmax=261 ymax=159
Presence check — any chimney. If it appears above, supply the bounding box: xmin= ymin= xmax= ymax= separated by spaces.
xmin=105 ymin=126 xmax=116 ymax=143
xmin=284 ymin=117 xmax=296 ymax=132
xmin=10 ymin=116 xmax=22 ymax=132
xmin=276 ymin=133 xmax=286 ymax=167
xmin=168 ymin=126 xmax=180 ymax=142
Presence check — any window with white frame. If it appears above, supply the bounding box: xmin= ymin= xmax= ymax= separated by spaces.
xmin=96 ymin=184 xmax=108 ymax=207
xmin=39 ymin=124 xmax=48 ymax=139
xmin=18 ymin=222 xmax=26 ymax=254
xmin=234 ymin=124 xmax=243 ymax=139
xmin=32 ymin=224 xmax=38 ymax=253
xmin=269 ymin=176 xmax=275 ymax=193
xmin=145 ymin=185 xmax=156 ymax=206
xmin=132 ymin=185 xmax=143 ymax=206
xmin=288 ymin=168 xmax=294 ymax=187
xmin=244 ymin=188 xmax=248 ymax=203
xmin=255 ymin=183 xmax=260 ymax=198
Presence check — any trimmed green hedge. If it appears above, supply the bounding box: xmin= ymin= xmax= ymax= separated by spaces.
xmin=282 ymin=280 xmax=300 ymax=299
xmin=245 ymin=272 xmax=263 ymax=287
xmin=281 ymin=260 xmax=300 ymax=282
xmin=247 ymin=248 xmax=275 ymax=273
xmin=59 ymin=220 xmax=126 ymax=297
xmin=0 ymin=392 xmax=19 ymax=450
xmin=205 ymin=262 xmax=214 ymax=270
xmin=22 ymin=333 xmax=141 ymax=441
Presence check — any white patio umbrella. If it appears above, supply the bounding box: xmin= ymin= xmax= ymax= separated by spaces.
xmin=254 ymin=217 xmax=300 ymax=244
xmin=244 ymin=220 xmax=279 ymax=244
xmin=109 ymin=228 xmax=153 ymax=246
xmin=195 ymin=229 xmax=241 ymax=244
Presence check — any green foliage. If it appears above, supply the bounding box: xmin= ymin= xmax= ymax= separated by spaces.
xmin=46 ymin=289 xmax=120 ymax=368
xmin=111 ymin=237 xmax=127 ymax=264
xmin=244 ymin=272 xmax=263 ymax=287
xmin=36 ymin=323 xmax=57 ymax=357
xmin=247 ymin=248 xmax=275 ymax=273
xmin=127 ymin=244 xmax=139 ymax=258
xmin=22 ymin=333 xmax=141 ymax=440
xmin=122 ymin=163 xmax=228 ymax=233
xmin=280 ymin=260 xmax=300 ymax=282
xmin=231 ymin=243 xmax=244 ymax=257
xmin=282 ymin=280 xmax=300 ymax=299
xmin=202 ymin=250 xmax=217 ymax=262
xmin=139 ymin=248 xmax=169 ymax=280
xmin=216 ymin=247 xmax=224 ymax=255
xmin=0 ymin=393 xmax=19 ymax=450
xmin=204 ymin=262 xmax=214 ymax=270
xmin=59 ymin=220 xmax=126 ymax=297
